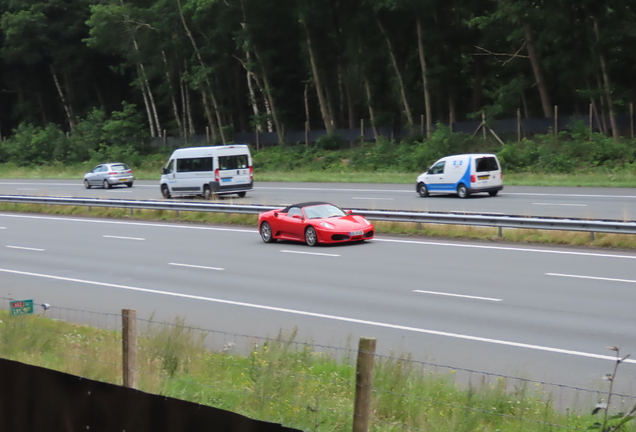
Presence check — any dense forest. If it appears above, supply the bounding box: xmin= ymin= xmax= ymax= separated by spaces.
xmin=1 ymin=0 xmax=636 ymax=144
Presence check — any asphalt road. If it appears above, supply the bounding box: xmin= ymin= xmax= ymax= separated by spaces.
xmin=1 ymin=211 xmax=636 ymax=404
xmin=1 ymin=179 xmax=636 ymax=220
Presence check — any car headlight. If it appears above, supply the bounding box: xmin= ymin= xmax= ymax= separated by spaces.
xmin=320 ymin=222 xmax=335 ymax=229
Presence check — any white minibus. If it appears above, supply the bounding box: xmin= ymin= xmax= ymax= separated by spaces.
xmin=160 ymin=145 xmax=253 ymax=199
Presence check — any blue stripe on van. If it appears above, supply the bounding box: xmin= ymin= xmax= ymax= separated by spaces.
xmin=459 ymin=157 xmax=472 ymax=189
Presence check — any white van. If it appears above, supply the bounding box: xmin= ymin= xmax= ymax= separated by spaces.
xmin=416 ymin=153 xmax=503 ymax=198
xmin=160 ymin=145 xmax=253 ymax=199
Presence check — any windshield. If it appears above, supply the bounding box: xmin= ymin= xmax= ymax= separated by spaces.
xmin=304 ymin=204 xmax=346 ymax=219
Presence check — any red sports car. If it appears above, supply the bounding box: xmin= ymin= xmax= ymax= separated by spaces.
xmin=258 ymin=202 xmax=374 ymax=246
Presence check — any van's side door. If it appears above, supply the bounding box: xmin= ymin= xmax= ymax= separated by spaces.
xmin=424 ymin=160 xmax=447 ymax=192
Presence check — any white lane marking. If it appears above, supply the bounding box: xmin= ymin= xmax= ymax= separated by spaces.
xmin=374 ymin=238 xmax=636 ymax=260
xmin=169 ymin=263 xmax=224 ymax=271
xmin=413 ymin=290 xmax=502 ymax=302
xmin=0 ymin=266 xmax=632 ymax=365
xmin=533 ymin=203 xmax=587 ymax=207
xmin=17 ymin=188 xmax=38 ymax=191
xmin=510 ymin=192 xmax=636 ymax=199
xmin=0 ymin=213 xmax=254 ymax=233
xmin=281 ymin=250 xmax=340 ymax=257
xmin=6 ymin=246 xmax=44 ymax=251
xmin=258 ymin=186 xmax=411 ymax=193
xmin=0 ymin=227 xmax=6 ymax=229
xmin=449 ymin=211 xmax=504 ymax=215
xmin=2 ymin=213 xmax=636 ymax=260
xmin=0 ymin=182 xmax=154 ymax=188
xmin=352 ymin=197 xmax=394 ymax=200
xmin=547 ymin=273 xmax=636 ymax=284
xmin=103 ymin=235 xmax=145 ymax=241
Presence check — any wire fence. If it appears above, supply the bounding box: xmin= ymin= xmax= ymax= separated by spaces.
xmin=1 ymin=296 xmax=634 ymax=432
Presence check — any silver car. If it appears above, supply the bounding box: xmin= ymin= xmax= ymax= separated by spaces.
xmin=84 ymin=163 xmax=135 ymax=189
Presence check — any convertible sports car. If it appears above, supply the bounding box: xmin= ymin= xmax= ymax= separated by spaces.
xmin=258 ymin=202 xmax=374 ymax=246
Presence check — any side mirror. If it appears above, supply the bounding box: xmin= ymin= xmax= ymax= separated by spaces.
xmin=274 ymin=212 xmax=279 ymax=218
xmin=292 ymin=214 xmax=302 ymax=219
xmin=427 ymin=169 xmax=433 ymax=174
xmin=346 ymin=210 xmax=352 ymax=215
xmin=161 ymin=167 xmax=168 ymax=175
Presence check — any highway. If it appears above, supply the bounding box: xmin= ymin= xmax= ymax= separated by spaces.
xmin=1 ymin=179 xmax=636 ymax=219
xmin=1 ymin=210 xmax=636 ymax=401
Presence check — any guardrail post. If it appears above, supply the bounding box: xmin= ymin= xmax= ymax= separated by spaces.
xmin=590 ymin=231 xmax=595 ymax=241
xmin=353 ymin=337 xmax=376 ymax=432
xmin=122 ymin=309 xmax=138 ymax=389
xmin=498 ymin=226 xmax=503 ymax=237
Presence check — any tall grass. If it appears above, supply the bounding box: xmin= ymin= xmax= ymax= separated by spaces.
xmin=0 ymin=310 xmax=622 ymax=431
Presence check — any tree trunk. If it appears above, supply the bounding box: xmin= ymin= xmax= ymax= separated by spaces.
xmin=303 ymin=22 xmax=335 ymax=135
xmin=136 ymin=64 xmax=157 ymax=137
xmin=416 ymin=17 xmax=432 ymax=138
xmin=50 ymin=65 xmax=75 ymax=130
xmin=523 ymin=23 xmax=553 ymax=118
xmin=593 ymin=17 xmax=619 ymax=142
xmin=363 ymin=77 xmax=378 ymax=140
xmin=377 ymin=16 xmax=414 ymax=126
xmin=176 ymin=0 xmax=226 ymax=143
xmin=162 ymin=50 xmax=184 ymax=137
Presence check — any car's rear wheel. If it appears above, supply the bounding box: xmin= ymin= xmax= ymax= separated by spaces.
xmin=489 ymin=190 xmax=498 ymax=197
xmin=305 ymin=226 xmax=318 ymax=246
xmin=237 ymin=191 xmax=246 ymax=198
xmin=126 ymin=182 xmax=133 ymax=188
xmin=84 ymin=179 xmax=91 ymax=189
xmin=417 ymin=183 xmax=428 ymax=197
xmin=203 ymin=185 xmax=212 ymax=200
xmin=103 ymin=180 xmax=111 ymax=189
xmin=457 ymin=184 xmax=468 ymax=198
xmin=161 ymin=185 xmax=171 ymax=199
xmin=260 ymin=222 xmax=276 ymax=243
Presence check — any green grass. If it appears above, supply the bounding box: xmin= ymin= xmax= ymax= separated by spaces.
xmin=0 ymin=310 xmax=623 ymax=432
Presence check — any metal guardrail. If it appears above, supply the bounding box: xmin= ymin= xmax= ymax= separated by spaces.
xmin=1 ymin=195 xmax=636 ymax=235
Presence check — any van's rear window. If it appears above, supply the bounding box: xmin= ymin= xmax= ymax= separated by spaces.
xmin=219 ymin=155 xmax=249 ymax=170
xmin=476 ymin=157 xmax=499 ymax=172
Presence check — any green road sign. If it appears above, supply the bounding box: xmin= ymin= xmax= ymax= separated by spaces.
xmin=10 ymin=300 xmax=34 ymax=316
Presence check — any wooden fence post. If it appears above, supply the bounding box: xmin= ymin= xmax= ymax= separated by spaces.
xmin=554 ymin=105 xmax=558 ymax=136
xmin=122 ymin=309 xmax=138 ymax=389
xmin=482 ymin=112 xmax=486 ymax=139
xmin=353 ymin=337 xmax=376 ymax=432
xmin=589 ymin=103 xmax=593 ymax=137
xmin=360 ymin=119 xmax=364 ymax=141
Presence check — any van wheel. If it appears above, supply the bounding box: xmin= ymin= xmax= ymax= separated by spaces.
xmin=237 ymin=191 xmax=246 ymax=198
xmin=161 ymin=185 xmax=171 ymax=199
xmin=457 ymin=184 xmax=468 ymax=198
xmin=203 ymin=185 xmax=212 ymax=200
xmin=305 ymin=226 xmax=318 ymax=246
xmin=489 ymin=190 xmax=498 ymax=197
xmin=103 ymin=180 xmax=111 ymax=189
xmin=84 ymin=180 xmax=91 ymax=189
xmin=260 ymin=222 xmax=276 ymax=243
xmin=417 ymin=183 xmax=428 ymax=197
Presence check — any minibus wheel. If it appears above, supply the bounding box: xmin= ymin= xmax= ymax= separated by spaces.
xmin=203 ymin=185 xmax=212 ymax=200
xmin=161 ymin=185 xmax=171 ymax=199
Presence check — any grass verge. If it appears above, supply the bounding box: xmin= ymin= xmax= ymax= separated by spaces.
xmin=0 ymin=310 xmax=609 ymax=432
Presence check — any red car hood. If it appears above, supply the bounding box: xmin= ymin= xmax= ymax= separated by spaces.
xmin=317 ymin=215 xmax=369 ymax=229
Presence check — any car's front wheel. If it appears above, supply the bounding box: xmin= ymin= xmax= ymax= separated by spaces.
xmin=260 ymin=222 xmax=276 ymax=243
xmin=84 ymin=179 xmax=91 ymax=189
xmin=457 ymin=184 xmax=468 ymax=198
xmin=417 ymin=183 xmax=428 ymax=197
xmin=103 ymin=180 xmax=111 ymax=189
xmin=305 ymin=226 xmax=318 ymax=246
xmin=161 ymin=185 xmax=171 ymax=199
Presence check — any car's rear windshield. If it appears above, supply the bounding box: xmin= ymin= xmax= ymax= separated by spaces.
xmin=475 ymin=157 xmax=499 ymax=173
xmin=110 ymin=164 xmax=130 ymax=171
xmin=304 ymin=204 xmax=345 ymax=219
